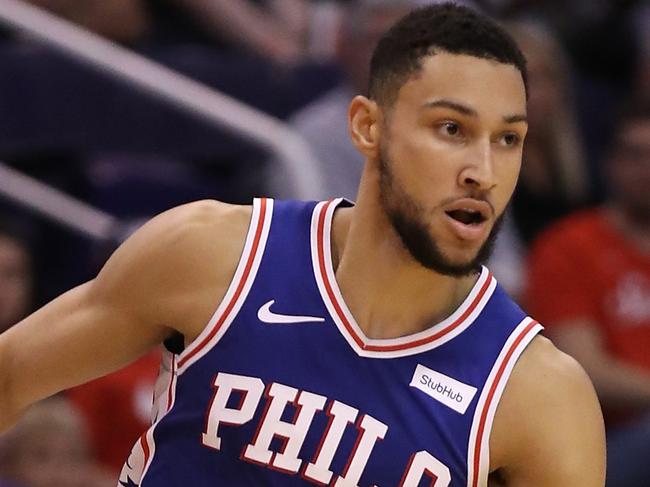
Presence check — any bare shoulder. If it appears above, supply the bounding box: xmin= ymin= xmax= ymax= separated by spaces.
xmin=490 ymin=335 xmax=605 ymax=486
xmin=144 ymin=199 xmax=252 ymax=242
xmin=93 ymin=199 xmax=254 ymax=340
xmin=156 ymin=200 xmax=252 ymax=257
xmin=505 ymin=334 xmax=594 ymax=399
xmin=100 ymin=199 xmax=252 ymax=277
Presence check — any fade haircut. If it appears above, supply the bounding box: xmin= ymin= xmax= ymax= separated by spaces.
xmin=369 ymin=2 xmax=528 ymax=107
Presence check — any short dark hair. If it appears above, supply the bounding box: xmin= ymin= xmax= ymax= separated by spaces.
xmin=369 ymin=3 xmax=528 ymax=107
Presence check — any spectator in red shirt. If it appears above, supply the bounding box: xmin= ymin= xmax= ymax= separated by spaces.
xmin=66 ymin=351 xmax=160 ymax=473
xmin=525 ymin=101 xmax=650 ymax=487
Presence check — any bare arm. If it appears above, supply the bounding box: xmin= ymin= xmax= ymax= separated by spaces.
xmin=0 ymin=200 xmax=250 ymax=433
xmin=550 ymin=319 xmax=650 ymax=410
xmin=491 ymin=336 xmax=606 ymax=486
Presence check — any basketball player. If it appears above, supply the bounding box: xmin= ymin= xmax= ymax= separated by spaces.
xmin=0 ymin=4 xmax=605 ymax=486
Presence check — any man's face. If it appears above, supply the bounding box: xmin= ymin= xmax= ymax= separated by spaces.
xmin=610 ymin=118 xmax=650 ymax=225
xmin=377 ymin=53 xmax=527 ymax=275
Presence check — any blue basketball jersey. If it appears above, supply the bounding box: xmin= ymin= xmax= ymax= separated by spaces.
xmin=118 ymin=198 xmax=542 ymax=487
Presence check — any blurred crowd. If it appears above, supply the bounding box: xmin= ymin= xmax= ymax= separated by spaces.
xmin=0 ymin=0 xmax=648 ymax=486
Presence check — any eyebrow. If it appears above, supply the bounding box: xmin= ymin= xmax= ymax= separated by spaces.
xmin=503 ymin=114 xmax=528 ymax=124
xmin=422 ymin=99 xmax=528 ymax=124
xmin=422 ymin=99 xmax=477 ymax=117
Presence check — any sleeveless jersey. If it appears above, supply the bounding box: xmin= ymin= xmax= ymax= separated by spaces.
xmin=118 ymin=198 xmax=543 ymax=487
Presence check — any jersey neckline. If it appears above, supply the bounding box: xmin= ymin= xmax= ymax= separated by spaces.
xmin=310 ymin=198 xmax=498 ymax=359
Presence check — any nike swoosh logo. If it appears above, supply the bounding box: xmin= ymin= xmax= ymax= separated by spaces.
xmin=257 ymin=300 xmax=325 ymax=324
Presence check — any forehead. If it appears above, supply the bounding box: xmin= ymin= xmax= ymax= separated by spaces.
xmin=393 ymin=52 xmax=527 ymax=118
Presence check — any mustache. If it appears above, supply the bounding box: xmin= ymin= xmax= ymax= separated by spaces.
xmin=437 ymin=194 xmax=496 ymax=218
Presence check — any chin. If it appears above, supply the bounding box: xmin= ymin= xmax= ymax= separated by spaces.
xmin=436 ymin=237 xmax=485 ymax=260
xmin=440 ymin=255 xmax=484 ymax=276
xmin=420 ymin=234 xmax=494 ymax=277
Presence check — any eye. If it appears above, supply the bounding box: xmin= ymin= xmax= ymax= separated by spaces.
xmin=437 ymin=121 xmax=462 ymax=138
xmin=499 ymin=132 xmax=521 ymax=147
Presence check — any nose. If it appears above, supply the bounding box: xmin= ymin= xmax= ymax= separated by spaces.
xmin=458 ymin=139 xmax=496 ymax=191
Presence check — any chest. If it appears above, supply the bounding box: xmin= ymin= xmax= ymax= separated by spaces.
xmin=172 ymin=325 xmax=483 ymax=486
xmin=137 ymin=200 xmax=535 ymax=486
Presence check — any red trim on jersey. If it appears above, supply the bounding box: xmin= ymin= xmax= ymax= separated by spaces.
xmin=300 ymin=401 xmax=351 ymax=486
xmin=397 ymin=453 xmax=417 ymax=487
xmin=139 ymin=433 xmax=151 ymax=468
xmin=178 ymin=198 xmax=268 ymax=368
xmin=424 ymin=471 xmax=439 ymax=487
xmin=338 ymin=414 xmax=369 ymax=482
xmin=240 ymin=382 xmax=275 ymax=466
xmin=166 ymin=356 xmax=176 ymax=412
xmin=470 ymin=320 xmax=539 ymax=487
xmin=268 ymin=390 xmax=310 ymax=475
xmin=398 ymin=454 xmax=439 ymax=487
xmin=317 ymin=200 xmax=363 ymax=350
xmin=316 ymin=200 xmax=493 ymax=352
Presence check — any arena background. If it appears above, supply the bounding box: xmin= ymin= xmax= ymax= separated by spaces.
xmin=0 ymin=0 xmax=648 ymax=486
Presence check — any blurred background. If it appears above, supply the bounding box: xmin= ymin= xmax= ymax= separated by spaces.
xmin=0 ymin=0 xmax=648 ymax=486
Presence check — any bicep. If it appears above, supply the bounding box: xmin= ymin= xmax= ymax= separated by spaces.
xmin=1 ymin=205 xmax=187 ymax=419
xmin=1 ymin=278 xmax=169 ymax=418
xmin=0 ymin=199 xmax=246 ymax=429
xmin=495 ymin=339 xmax=606 ymax=486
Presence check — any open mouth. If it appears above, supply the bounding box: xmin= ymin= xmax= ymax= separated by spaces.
xmin=445 ymin=209 xmax=486 ymax=225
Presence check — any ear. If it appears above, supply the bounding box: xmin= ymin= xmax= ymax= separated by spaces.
xmin=348 ymin=95 xmax=382 ymax=159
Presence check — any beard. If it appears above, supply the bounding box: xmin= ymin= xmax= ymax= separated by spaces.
xmin=378 ymin=150 xmax=504 ymax=277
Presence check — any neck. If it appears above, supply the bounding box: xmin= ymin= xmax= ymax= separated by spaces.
xmin=332 ymin=164 xmax=479 ymax=339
